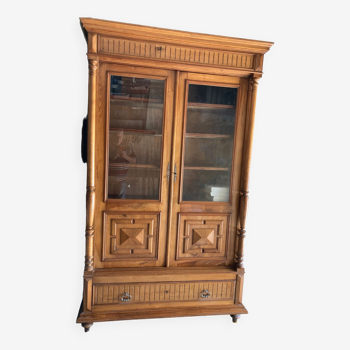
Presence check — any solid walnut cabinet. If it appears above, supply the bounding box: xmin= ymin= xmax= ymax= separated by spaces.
xmin=77 ymin=17 xmax=273 ymax=332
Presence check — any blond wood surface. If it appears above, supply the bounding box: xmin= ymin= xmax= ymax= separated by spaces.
xmin=88 ymin=33 xmax=97 ymax=53
xmin=98 ymin=36 xmax=255 ymax=70
xmin=235 ymin=75 xmax=260 ymax=268
xmin=77 ymin=304 xmax=248 ymax=323
xmin=79 ymin=17 xmax=272 ymax=327
xmin=93 ymin=280 xmax=235 ymax=305
xmin=84 ymin=59 xmax=98 ymax=275
xmin=93 ymin=63 xmax=175 ymax=268
xmin=167 ymin=72 xmax=247 ymax=268
xmin=89 ymin=53 xmax=257 ymax=78
xmin=80 ymin=17 xmax=273 ymax=54
xmin=92 ymin=268 xmax=237 ymax=284
xmin=234 ymin=268 xmax=245 ymax=305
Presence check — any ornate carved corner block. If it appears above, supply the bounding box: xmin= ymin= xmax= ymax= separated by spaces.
xmin=88 ymin=59 xmax=99 ymax=75
xmin=83 ymin=278 xmax=93 ymax=311
xmin=251 ymin=76 xmax=260 ymax=91
xmin=253 ymin=54 xmax=264 ymax=72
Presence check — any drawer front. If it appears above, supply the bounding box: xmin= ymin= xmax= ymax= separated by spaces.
xmin=93 ymin=280 xmax=235 ymax=306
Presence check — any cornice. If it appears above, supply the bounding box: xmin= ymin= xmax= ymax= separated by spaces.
xmin=80 ymin=17 xmax=273 ymax=55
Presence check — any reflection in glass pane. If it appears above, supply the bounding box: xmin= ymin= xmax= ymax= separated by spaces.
xmin=108 ymin=76 xmax=164 ymax=200
xmin=182 ymin=84 xmax=237 ymax=202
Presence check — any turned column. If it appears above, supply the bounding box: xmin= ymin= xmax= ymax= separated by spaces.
xmin=236 ymin=75 xmax=260 ymax=269
xmin=84 ymin=58 xmax=98 ymax=274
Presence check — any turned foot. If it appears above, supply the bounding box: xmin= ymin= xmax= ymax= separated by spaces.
xmin=82 ymin=323 xmax=93 ymax=332
xmin=230 ymin=314 xmax=241 ymax=323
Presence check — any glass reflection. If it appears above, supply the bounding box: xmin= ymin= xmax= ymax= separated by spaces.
xmin=182 ymin=84 xmax=237 ymax=202
xmin=108 ymin=76 xmax=164 ymax=200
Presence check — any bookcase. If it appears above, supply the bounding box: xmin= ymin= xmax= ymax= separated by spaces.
xmin=77 ymin=17 xmax=273 ymax=331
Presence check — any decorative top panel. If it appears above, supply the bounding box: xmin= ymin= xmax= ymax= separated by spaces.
xmin=99 ymin=36 xmax=254 ymax=69
xmin=80 ymin=18 xmax=273 ymax=55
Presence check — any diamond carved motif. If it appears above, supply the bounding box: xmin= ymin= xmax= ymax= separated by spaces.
xmin=102 ymin=212 xmax=159 ymax=261
xmin=177 ymin=214 xmax=229 ymax=261
xmin=192 ymin=229 xmax=215 ymax=246
xmin=110 ymin=220 xmax=152 ymax=255
xmin=120 ymin=228 xmax=144 ymax=246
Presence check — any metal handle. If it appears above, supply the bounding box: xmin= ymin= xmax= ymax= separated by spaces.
xmin=174 ymin=164 xmax=177 ymax=183
xmin=167 ymin=162 xmax=170 ymax=182
xmin=200 ymin=290 xmax=211 ymax=298
xmin=121 ymin=293 xmax=132 ymax=302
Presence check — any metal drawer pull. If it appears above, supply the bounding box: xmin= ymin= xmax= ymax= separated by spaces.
xmin=200 ymin=290 xmax=211 ymax=298
xmin=121 ymin=293 xmax=132 ymax=302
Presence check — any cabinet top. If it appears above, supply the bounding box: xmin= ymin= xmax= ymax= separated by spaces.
xmin=80 ymin=17 xmax=273 ymax=55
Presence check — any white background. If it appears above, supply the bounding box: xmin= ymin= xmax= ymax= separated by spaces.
xmin=2 ymin=1 xmax=350 ymax=349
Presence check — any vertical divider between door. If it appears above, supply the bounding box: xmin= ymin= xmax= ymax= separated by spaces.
xmin=166 ymin=71 xmax=180 ymax=267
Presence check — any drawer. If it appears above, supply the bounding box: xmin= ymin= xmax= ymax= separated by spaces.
xmin=93 ymin=280 xmax=235 ymax=306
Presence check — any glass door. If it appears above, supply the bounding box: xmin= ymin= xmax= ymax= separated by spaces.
xmin=95 ymin=63 xmax=174 ymax=268
xmin=107 ymin=75 xmax=165 ymax=200
xmin=181 ymin=83 xmax=237 ymax=202
xmin=168 ymin=72 xmax=248 ymax=267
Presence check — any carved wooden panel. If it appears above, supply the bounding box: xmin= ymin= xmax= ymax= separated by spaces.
xmin=93 ymin=280 xmax=235 ymax=305
xmin=102 ymin=212 xmax=159 ymax=261
xmin=99 ymin=36 xmax=254 ymax=69
xmin=176 ymin=214 xmax=230 ymax=261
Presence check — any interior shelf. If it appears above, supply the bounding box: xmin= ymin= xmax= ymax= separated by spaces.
xmin=110 ymin=95 xmax=164 ymax=108
xmin=186 ymin=133 xmax=231 ymax=139
xmin=184 ymin=166 xmax=230 ymax=171
xmin=109 ymin=163 xmax=160 ymax=170
xmin=187 ymin=102 xmax=235 ymax=109
xmin=110 ymin=128 xmax=160 ymax=135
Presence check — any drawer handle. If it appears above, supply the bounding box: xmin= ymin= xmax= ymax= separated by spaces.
xmin=200 ymin=290 xmax=211 ymax=298
xmin=121 ymin=293 xmax=132 ymax=302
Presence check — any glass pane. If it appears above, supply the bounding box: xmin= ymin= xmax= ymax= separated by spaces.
xmin=108 ymin=75 xmax=164 ymax=200
xmin=182 ymin=84 xmax=237 ymax=202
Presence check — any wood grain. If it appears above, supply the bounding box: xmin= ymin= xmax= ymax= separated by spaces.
xmin=80 ymin=17 xmax=273 ymax=54
xmin=93 ymin=280 xmax=235 ymax=305
xmin=235 ymin=76 xmax=260 ymax=269
xmin=84 ymin=58 xmax=98 ymax=274
xmin=78 ymin=17 xmax=272 ymax=329
xmin=99 ymin=37 xmax=255 ymax=70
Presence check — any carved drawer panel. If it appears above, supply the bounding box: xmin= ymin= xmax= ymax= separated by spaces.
xmin=93 ymin=280 xmax=235 ymax=305
xmin=102 ymin=212 xmax=160 ymax=261
xmin=99 ymin=36 xmax=254 ymax=70
xmin=176 ymin=213 xmax=230 ymax=261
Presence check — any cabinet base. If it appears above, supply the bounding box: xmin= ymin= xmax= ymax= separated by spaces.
xmin=77 ymin=303 xmax=247 ymax=325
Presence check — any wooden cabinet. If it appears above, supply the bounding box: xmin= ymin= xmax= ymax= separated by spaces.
xmin=77 ymin=17 xmax=273 ymax=332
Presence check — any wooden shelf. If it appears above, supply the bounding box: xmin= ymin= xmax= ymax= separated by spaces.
xmin=110 ymin=95 xmax=164 ymax=109
xmin=184 ymin=166 xmax=229 ymax=171
xmin=187 ymin=102 xmax=235 ymax=109
xmin=109 ymin=163 xmax=160 ymax=170
xmin=110 ymin=95 xmax=162 ymax=103
xmin=110 ymin=128 xmax=157 ymax=135
xmin=186 ymin=133 xmax=231 ymax=139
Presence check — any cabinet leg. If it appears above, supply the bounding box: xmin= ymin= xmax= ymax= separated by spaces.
xmin=82 ymin=323 xmax=93 ymax=332
xmin=230 ymin=314 xmax=241 ymax=323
